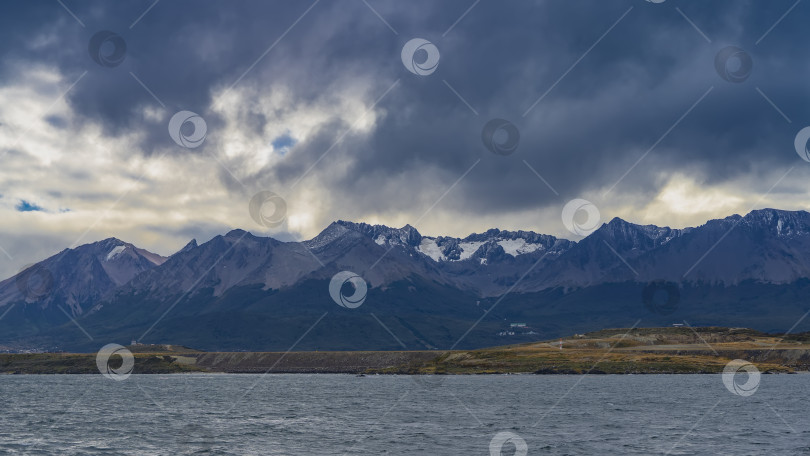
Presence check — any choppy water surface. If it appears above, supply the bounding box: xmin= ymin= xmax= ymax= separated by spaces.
xmin=0 ymin=374 xmax=807 ymax=455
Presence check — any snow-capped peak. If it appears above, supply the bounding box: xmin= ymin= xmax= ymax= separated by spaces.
xmin=309 ymin=221 xmax=577 ymax=264
xmin=415 ymin=229 xmax=565 ymax=263
xmin=497 ymin=238 xmax=544 ymax=256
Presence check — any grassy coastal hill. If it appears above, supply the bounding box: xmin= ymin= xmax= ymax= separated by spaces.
xmin=1 ymin=327 xmax=808 ymax=375
xmin=393 ymin=326 xmax=810 ymax=375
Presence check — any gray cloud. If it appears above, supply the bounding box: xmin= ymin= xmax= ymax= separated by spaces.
xmin=1 ymin=0 xmax=809 ymax=278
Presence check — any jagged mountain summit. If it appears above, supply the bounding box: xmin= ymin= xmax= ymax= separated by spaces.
xmin=0 ymin=238 xmax=166 ymax=317
xmin=326 ymin=220 xmax=571 ymax=264
xmin=1 ymin=208 xmax=810 ymax=352
xmin=297 ymin=210 xmax=810 ymax=292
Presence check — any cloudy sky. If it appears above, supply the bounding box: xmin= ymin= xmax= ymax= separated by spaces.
xmin=0 ymin=0 xmax=808 ymax=278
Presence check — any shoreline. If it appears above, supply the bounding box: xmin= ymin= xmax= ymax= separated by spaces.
xmin=2 ymin=326 xmax=808 ymax=375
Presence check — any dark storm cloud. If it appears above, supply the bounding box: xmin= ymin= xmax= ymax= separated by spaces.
xmin=260 ymin=0 xmax=810 ymax=219
xmin=3 ymin=0 xmax=809 ymax=226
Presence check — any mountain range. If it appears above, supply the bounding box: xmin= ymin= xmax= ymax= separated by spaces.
xmin=2 ymin=208 xmax=810 ymax=352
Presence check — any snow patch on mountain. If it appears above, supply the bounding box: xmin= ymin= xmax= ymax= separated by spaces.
xmin=417 ymin=238 xmax=445 ymax=262
xmin=458 ymin=241 xmax=485 ymax=260
xmin=497 ymin=239 xmax=544 ymax=256
xmin=105 ymin=245 xmax=127 ymax=261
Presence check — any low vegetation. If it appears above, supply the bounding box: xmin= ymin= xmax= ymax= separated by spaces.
xmin=0 ymin=327 xmax=807 ymax=375
xmin=382 ymin=326 xmax=809 ymax=374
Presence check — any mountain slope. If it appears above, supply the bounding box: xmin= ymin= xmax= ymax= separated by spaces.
xmin=0 ymin=238 xmax=166 ymax=343
xmin=627 ymin=209 xmax=810 ymax=283
xmin=3 ymin=208 xmax=810 ymax=352
xmin=0 ymin=238 xmax=166 ymax=315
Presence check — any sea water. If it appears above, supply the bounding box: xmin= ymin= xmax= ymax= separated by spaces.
xmin=0 ymin=374 xmax=806 ymax=455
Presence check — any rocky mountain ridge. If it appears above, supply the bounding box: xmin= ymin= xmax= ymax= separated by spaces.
xmin=2 ymin=208 xmax=810 ymax=351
